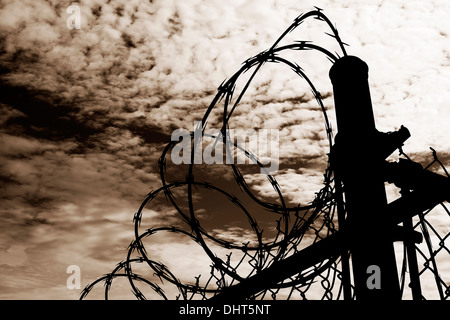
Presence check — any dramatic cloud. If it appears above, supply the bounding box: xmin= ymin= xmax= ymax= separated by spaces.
xmin=0 ymin=0 xmax=449 ymax=299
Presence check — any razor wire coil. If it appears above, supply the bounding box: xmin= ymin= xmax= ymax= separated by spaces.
xmin=81 ymin=8 xmax=450 ymax=300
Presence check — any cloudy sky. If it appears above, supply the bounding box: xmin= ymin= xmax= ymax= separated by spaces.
xmin=0 ymin=0 xmax=449 ymax=300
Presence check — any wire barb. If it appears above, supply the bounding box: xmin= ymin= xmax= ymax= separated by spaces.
xmin=80 ymin=7 xmax=449 ymax=301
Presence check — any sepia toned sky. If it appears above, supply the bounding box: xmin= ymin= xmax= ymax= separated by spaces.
xmin=0 ymin=0 xmax=449 ymax=299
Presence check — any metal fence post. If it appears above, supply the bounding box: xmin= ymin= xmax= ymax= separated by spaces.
xmin=329 ymin=56 xmax=401 ymax=300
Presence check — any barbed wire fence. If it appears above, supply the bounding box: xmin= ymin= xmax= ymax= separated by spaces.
xmin=80 ymin=8 xmax=450 ymax=300
xmin=397 ymin=147 xmax=450 ymax=300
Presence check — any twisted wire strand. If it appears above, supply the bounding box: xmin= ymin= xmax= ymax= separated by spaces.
xmin=80 ymin=8 xmax=350 ymax=300
xmin=80 ymin=8 xmax=448 ymax=300
xmin=397 ymin=148 xmax=450 ymax=300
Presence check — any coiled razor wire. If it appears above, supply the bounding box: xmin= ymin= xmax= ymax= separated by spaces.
xmin=80 ymin=8 xmax=450 ymax=300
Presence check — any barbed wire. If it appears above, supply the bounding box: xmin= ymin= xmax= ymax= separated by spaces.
xmin=80 ymin=8 xmax=449 ymax=300
xmin=398 ymin=148 xmax=450 ymax=300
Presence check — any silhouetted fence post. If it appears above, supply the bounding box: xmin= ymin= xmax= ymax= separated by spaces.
xmin=329 ymin=56 xmax=401 ymax=300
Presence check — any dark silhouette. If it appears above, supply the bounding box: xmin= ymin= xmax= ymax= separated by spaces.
xmin=81 ymin=8 xmax=450 ymax=301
